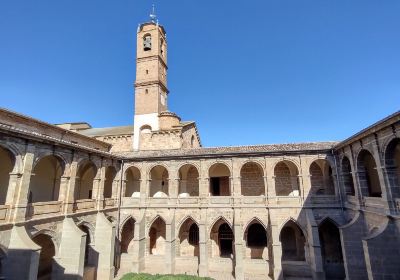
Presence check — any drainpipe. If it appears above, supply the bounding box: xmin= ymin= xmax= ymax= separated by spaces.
xmin=332 ymin=149 xmax=344 ymax=212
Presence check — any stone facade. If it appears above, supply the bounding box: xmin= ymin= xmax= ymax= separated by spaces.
xmin=0 ymin=17 xmax=400 ymax=280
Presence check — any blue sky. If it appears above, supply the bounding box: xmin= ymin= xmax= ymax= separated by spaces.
xmin=0 ymin=1 xmax=399 ymax=147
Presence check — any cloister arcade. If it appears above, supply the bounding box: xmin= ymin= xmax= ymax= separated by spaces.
xmin=178 ymin=164 xmax=199 ymax=197
xmin=148 ymin=217 xmax=166 ymax=256
xmin=209 ymin=163 xmax=231 ymax=196
xmin=124 ymin=166 xmax=141 ymax=197
xmin=149 ymin=166 xmax=169 ymax=198
xmin=32 ymin=233 xmax=56 ymax=280
xmin=240 ymin=162 xmax=265 ymax=196
xmin=274 ymin=161 xmax=300 ymax=196
xmin=309 ymin=159 xmax=335 ymax=195
xmin=75 ymin=160 xmax=97 ymax=200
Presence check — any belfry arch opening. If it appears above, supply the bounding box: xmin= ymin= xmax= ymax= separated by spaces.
xmin=357 ymin=150 xmax=382 ymax=197
xmin=149 ymin=166 xmax=169 ymax=198
xmin=280 ymin=220 xmax=306 ymax=261
xmin=178 ymin=164 xmax=199 ymax=197
xmin=385 ymin=138 xmax=400 ymax=199
xmin=244 ymin=220 xmax=268 ymax=259
xmin=209 ymin=163 xmax=231 ymax=196
xmin=0 ymin=146 xmax=15 ymax=205
xmin=178 ymin=218 xmax=199 ymax=257
xmin=32 ymin=234 xmax=56 ymax=279
xmin=76 ymin=161 xmax=97 ymax=200
xmin=274 ymin=161 xmax=300 ymax=196
xmin=104 ymin=166 xmax=117 ymax=199
xmin=310 ymin=159 xmax=335 ymax=195
xmin=318 ymin=219 xmax=345 ymax=279
xmin=125 ymin=166 xmax=141 ymax=197
xmin=341 ymin=157 xmax=355 ymax=196
xmin=240 ymin=162 xmax=265 ymax=196
xmin=29 ymin=155 xmax=64 ymax=203
xmin=149 ymin=217 xmax=166 ymax=255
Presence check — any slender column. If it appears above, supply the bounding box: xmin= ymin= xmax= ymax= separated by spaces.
xmin=271 ymin=218 xmax=283 ymax=280
xmin=94 ymin=165 xmax=106 ymax=210
xmin=198 ymin=217 xmax=208 ymax=277
xmin=232 ymin=176 xmax=241 ymax=197
xmin=267 ymin=176 xmax=275 ymax=198
xmin=165 ymin=213 xmax=176 ymax=274
xmin=305 ymin=209 xmax=325 ymax=280
xmin=233 ymin=210 xmax=244 ymax=280
xmin=132 ymin=210 xmax=146 ymax=272
xmin=5 ymin=172 xmax=22 ymax=222
xmin=263 ymin=176 xmax=269 ymax=202
xmin=11 ymin=143 xmax=36 ymax=223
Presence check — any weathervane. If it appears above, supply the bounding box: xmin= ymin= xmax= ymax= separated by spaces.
xmin=149 ymin=4 xmax=157 ymax=23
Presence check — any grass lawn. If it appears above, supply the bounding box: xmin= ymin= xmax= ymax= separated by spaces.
xmin=120 ymin=273 xmax=214 ymax=280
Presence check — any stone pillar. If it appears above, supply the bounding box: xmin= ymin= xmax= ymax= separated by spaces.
xmin=372 ymin=142 xmax=392 ymax=211
xmin=263 ymin=176 xmax=269 ymax=202
xmin=232 ymin=176 xmax=241 ymax=197
xmin=267 ymin=176 xmax=275 ymax=198
xmin=233 ymin=210 xmax=244 ymax=280
xmin=54 ymin=218 xmax=86 ymax=279
xmin=94 ymin=212 xmax=116 ymax=280
xmin=305 ymin=209 xmax=325 ymax=280
xmin=132 ymin=210 xmax=146 ymax=273
xmin=5 ymin=172 xmax=22 ymax=222
xmin=10 ymin=143 xmax=36 ymax=223
xmin=270 ymin=215 xmax=283 ymax=280
xmin=198 ymin=213 xmax=209 ymax=277
xmin=4 ymin=225 xmax=41 ymax=280
xmin=165 ymin=213 xmax=176 ymax=274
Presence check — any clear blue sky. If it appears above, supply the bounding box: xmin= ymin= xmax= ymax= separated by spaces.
xmin=1 ymin=1 xmax=399 ymax=147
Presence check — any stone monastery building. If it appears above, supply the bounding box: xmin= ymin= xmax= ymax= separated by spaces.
xmin=0 ymin=14 xmax=400 ymax=280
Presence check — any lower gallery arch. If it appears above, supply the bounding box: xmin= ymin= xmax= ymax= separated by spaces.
xmin=357 ymin=150 xmax=382 ymax=197
xmin=385 ymin=138 xmax=400 ymax=199
xmin=318 ymin=219 xmax=345 ymax=279
xmin=146 ymin=216 xmax=166 ymax=274
xmin=118 ymin=217 xmax=135 ymax=274
xmin=175 ymin=218 xmax=199 ymax=275
xmin=29 ymin=155 xmax=64 ymax=203
xmin=0 ymin=146 xmax=15 ymax=205
xmin=280 ymin=220 xmax=311 ymax=279
xmin=32 ymin=233 xmax=56 ymax=280
xmin=274 ymin=161 xmax=300 ymax=196
xmin=79 ymin=225 xmax=97 ymax=279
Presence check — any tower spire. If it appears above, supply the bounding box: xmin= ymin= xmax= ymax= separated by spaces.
xmin=149 ymin=4 xmax=157 ymax=23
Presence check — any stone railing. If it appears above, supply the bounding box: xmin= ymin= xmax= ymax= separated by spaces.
xmin=364 ymin=196 xmax=387 ymax=211
xmin=310 ymin=195 xmax=339 ymax=205
xmin=104 ymin=198 xmax=116 ymax=208
xmin=272 ymin=196 xmax=302 ymax=206
xmin=27 ymin=201 xmax=62 ymax=218
xmin=0 ymin=204 xmax=9 ymax=223
xmin=346 ymin=195 xmax=358 ymax=206
xmin=121 ymin=197 xmax=140 ymax=207
xmin=74 ymin=199 xmax=96 ymax=212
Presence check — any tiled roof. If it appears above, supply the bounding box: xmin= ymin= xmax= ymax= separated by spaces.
xmin=115 ymin=141 xmax=338 ymax=159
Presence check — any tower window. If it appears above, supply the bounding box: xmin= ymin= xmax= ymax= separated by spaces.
xmin=160 ymin=38 xmax=164 ymax=55
xmin=146 ymin=70 xmax=149 ymax=74
xmin=145 ymin=89 xmax=149 ymax=94
xmin=143 ymin=34 xmax=152 ymax=51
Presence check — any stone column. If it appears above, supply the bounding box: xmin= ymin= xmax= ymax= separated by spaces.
xmin=165 ymin=213 xmax=176 ymax=274
xmin=232 ymin=176 xmax=241 ymax=197
xmin=263 ymin=176 xmax=269 ymax=202
xmin=94 ymin=212 xmax=116 ymax=280
xmin=54 ymin=218 xmax=86 ymax=279
xmin=270 ymin=215 xmax=283 ymax=280
xmin=132 ymin=210 xmax=146 ymax=273
xmin=198 ymin=214 xmax=209 ymax=277
xmin=10 ymin=143 xmax=36 ymax=223
xmin=305 ymin=209 xmax=325 ymax=280
xmin=3 ymin=225 xmax=41 ymax=280
xmin=233 ymin=210 xmax=244 ymax=280
xmin=5 ymin=172 xmax=22 ymax=222
xmin=93 ymin=165 xmax=106 ymax=210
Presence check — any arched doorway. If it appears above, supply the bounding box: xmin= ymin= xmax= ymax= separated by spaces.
xmin=245 ymin=221 xmax=267 ymax=259
xmin=209 ymin=163 xmax=231 ymax=196
xmin=32 ymin=234 xmax=56 ymax=280
xmin=0 ymin=146 xmax=15 ymax=205
xmin=178 ymin=165 xmax=199 ymax=197
xmin=341 ymin=157 xmax=355 ymax=196
xmin=176 ymin=218 xmax=199 ymax=275
xmin=357 ymin=150 xmax=382 ymax=197
xmin=274 ymin=161 xmax=300 ymax=196
xmin=29 ymin=155 xmax=64 ymax=203
xmin=76 ymin=161 xmax=97 ymax=200
xmin=318 ymin=219 xmax=345 ymax=279
xmin=149 ymin=166 xmax=169 ymax=198
xmin=148 ymin=217 xmax=166 ymax=255
xmin=240 ymin=162 xmax=265 ymax=196
xmin=118 ymin=218 xmax=135 ymax=274
xmin=79 ymin=225 xmax=97 ymax=279
xmin=310 ymin=159 xmax=335 ymax=195
xmin=385 ymin=138 xmax=400 ymax=199
xmin=125 ymin=167 xmax=140 ymax=197
xmin=218 ymin=223 xmax=233 ymax=258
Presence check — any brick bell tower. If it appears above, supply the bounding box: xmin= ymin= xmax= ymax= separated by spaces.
xmin=133 ymin=7 xmax=169 ymax=150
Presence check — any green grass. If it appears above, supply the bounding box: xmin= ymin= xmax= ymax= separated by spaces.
xmin=120 ymin=273 xmax=214 ymax=280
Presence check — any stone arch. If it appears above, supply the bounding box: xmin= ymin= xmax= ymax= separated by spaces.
xmin=76 ymin=160 xmax=98 ymax=200
xmin=210 ymin=217 xmax=234 ymax=258
xmin=341 ymin=156 xmax=356 ymax=196
xmin=148 ymin=216 xmax=166 ymax=255
xmin=120 ymin=217 xmax=135 ymax=254
xmin=384 ymin=138 xmax=400 ymax=199
xmin=177 ymin=217 xmax=199 ymax=257
xmin=177 ymin=215 xmax=199 ymax=231
xmin=209 ymin=162 xmax=231 ymax=196
xmin=0 ymin=145 xmax=16 ymax=205
xmin=309 ymin=159 xmax=335 ymax=195
xmin=125 ymin=166 xmax=141 ymax=198
xmin=357 ymin=149 xmax=382 ymax=197
xmin=318 ymin=218 xmax=345 ymax=279
xmin=32 ymin=232 xmax=57 ymax=279
xmin=240 ymin=161 xmax=265 ymax=196
xmin=104 ymin=166 xmax=117 ymax=199
xmin=274 ymin=160 xmax=300 ymax=196
xmin=29 ymin=155 xmax=65 ymax=203
xmin=244 ymin=218 xmax=268 ymax=260
xmin=149 ymin=165 xmax=169 ymax=198
xmin=178 ymin=164 xmax=199 ymax=197
xmin=279 ymin=219 xmax=306 ymax=261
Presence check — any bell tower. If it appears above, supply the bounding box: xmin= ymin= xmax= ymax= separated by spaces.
xmin=133 ymin=7 xmax=169 ymax=150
